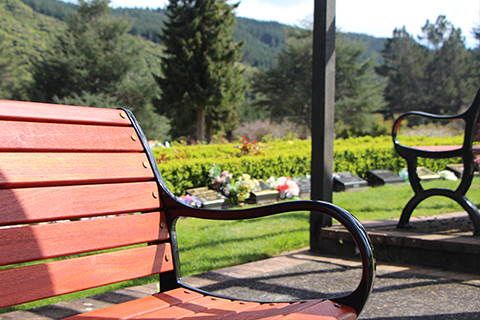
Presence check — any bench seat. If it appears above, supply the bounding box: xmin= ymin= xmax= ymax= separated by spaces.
xmin=0 ymin=100 xmax=374 ymax=319
xmin=411 ymin=145 xmax=480 ymax=155
xmin=63 ymin=288 xmax=356 ymax=320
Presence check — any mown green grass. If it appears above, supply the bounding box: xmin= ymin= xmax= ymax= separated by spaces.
xmin=334 ymin=177 xmax=480 ymax=221
xmin=175 ymin=177 xmax=480 ymax=277
xmin=2 ymin=177 xmax=479 ymax=314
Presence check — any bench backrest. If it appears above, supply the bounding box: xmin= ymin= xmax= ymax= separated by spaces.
xmin=0 ymin=101 xmax=173 ymax=309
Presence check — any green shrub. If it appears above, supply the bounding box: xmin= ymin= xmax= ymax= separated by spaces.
xmin=154 ymin=135 xmax=465 ymax=195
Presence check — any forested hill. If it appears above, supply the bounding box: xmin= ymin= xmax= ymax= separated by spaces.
xmin=19 ymin=0 xmax=386 ymax=70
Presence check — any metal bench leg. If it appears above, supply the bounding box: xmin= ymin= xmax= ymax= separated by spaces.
xmin=398 ymin=191 xmax=480 ymax=235
xmin=397 ymin=194 xmax=423 ymax=229
xmin=458 ymin=196 xmax=480 ymax=236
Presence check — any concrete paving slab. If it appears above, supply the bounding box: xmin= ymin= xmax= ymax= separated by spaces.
xmin=2 ymin=214 xmax=480 ymax=320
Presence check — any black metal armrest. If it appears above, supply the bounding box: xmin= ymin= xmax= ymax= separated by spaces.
xmin=392 ymin=111 xmax=462 ymax=147
xmin=169 ymin=200 xmax=376 ymax=316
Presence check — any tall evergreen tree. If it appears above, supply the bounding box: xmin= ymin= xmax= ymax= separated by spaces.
xmin=154 ymin=0 xmax=246 ymax=142
xmin=28 ymin=0 xmax=142 ymax=102
xmin=375 ymin=27 xmax=429 ymax=118
xmin=420 ymin=16 xmax=478 ymax=115
xmin=0 ymin=34 xmax=11 ymax=99
xmin=251 ymin=27 xmax=386 ymax=138
xmin=377 ymin=16 xmax=479 ymax=119
xmin=28 ymin=0 xmax=169 ymax=140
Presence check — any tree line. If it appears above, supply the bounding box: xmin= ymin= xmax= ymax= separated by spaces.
xmin=18 ymin=0 xmax=288 ymax=70
xmin=2 ymin=0 xmax=479 ymax=143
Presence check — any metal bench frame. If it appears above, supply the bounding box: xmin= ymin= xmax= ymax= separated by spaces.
xmin=392 ymin=88 xmax=480 ymax=235
xmin=0 ymin=101 xmax=375 ymax=319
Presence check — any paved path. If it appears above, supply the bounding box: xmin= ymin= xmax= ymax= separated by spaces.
xmin=2 ymin=248 xmax=480 ymax=319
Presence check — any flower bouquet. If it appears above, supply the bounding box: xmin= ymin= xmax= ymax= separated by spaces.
xmin=266 ymin=176 xmax=300 ymax=199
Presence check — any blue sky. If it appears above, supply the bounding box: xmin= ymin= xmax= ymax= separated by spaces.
xmin=85 ymin=0 xmax=480 ymax=47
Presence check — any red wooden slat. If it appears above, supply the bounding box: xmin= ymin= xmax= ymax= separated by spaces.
xmin=135 ymin=296 xmax=233 ymax=319
xmin=473 ymin=145 xmax=480 ymax=155
xmin=0 ymin=182 xmax=161 ymax=225
xmin=0 ymin=121 xmax=143 ymax=152
xmin=0 ymin=100 xmax=132 ymax=126
xmin=0 ymin=212 xmax=169 ymax=266
xmin=220 ymin=303 xmax=291 ymax=320
xmin=0 ymin=153 xmax=154 ymax=188
xmin=245 ymin=301 xmax=321 ymax=320
xmin=279 ymin=300 xmax=357 ymax=320
xmin=0 ymin=244 xmax=173 ymax=309
xmin=63 ymin=289 xmax=205 ymax=320
xmin=177 ymin=299 xmax=260 ymax=320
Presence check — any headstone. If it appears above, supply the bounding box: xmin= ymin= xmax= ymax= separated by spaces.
xmin=416 ymin=167 xmax=441 ymax=181
xmin=249 ymin=180 xmax=279 ymax=204
xmin=446 ymin=164 xmax=464 ymax=178
xmin=333 ymin=172 xmax=368 ymax=192
xmin=186 ymin=187 xmax=225 ymax=209
xmin=366 ymin=169 xmax=404 ymax=186
xmin=294 ymin=176 xmax=311 ymax=198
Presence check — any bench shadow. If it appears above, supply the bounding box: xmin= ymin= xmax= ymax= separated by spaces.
xmin=0 ymin=170 xmax=57 ymax=314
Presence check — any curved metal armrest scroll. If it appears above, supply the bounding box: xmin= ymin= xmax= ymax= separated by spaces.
xmin=173 ymin=200 xmax=375 ymax=316
xmin=392 ymin=111 xmax=462 ymax=149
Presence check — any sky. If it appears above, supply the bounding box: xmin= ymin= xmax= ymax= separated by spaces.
xmin=106 ymin=0 xmax=480 ymax=47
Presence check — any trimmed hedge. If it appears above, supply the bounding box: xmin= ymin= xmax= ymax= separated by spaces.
xmin=155 ymin=135 xmax=466 ymax=196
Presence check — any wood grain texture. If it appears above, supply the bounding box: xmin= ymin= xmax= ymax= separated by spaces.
xmin=59 ymin=294 xmax=355 ymax=320
xmin=0 ymin=244 xmax=173 ymax=309
xmin=62 ymin=289 xmax=205 ymax=320
xmin=0 ymin=182 xmax=161 ymax=225
xmin=0 ymin=153 xmax=154 ymax=188
xmin=0 ymin=121 xmax=143 ymax=152
xmin=0 ymin=100 xmax=132 ymax=126
xmin=0 ymin=212 xmax=169 ymax=266
xmin=280 ymin=300 xmax=356 ymax=320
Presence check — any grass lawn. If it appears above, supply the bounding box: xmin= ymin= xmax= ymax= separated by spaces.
xmin=3 ymin=177 xmax=478 ymax=314
xmin=176 ymin=177 xmax=480 ymax=277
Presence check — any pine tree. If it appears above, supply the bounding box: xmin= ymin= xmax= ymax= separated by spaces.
xmin=252 ymin=27 xmax=386 ymax=138
xmin=375 ymin=27 xmax=429 ymax=118
xmin=154 ymin=0 xmax=246 ymax=142
xmin=420 ymin=16 xmax=478 ymax=115
xmin=27 ymin=0 xmax=169 ymax=140
xmin=28 ymin=0 xmax=142 ymax=102
xmin=376 ymin=16 xmax=479 ymax=119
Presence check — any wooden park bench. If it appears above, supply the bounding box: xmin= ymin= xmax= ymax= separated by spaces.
xmin=0 ymin=100 xmax=375 ymax=319
xmin=392 ymin=87 xmax=480 ymax=235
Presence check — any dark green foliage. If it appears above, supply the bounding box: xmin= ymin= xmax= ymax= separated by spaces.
xmin=19 ymin=0 xmax=391 ymax=72
xmin=375 ymin=27 xmax=429 ymax=119
xmin=28 ymin=0 xmax=142 ymax=102
xmin=111 ymin=7 xmax=168 ymax=43
xmin=342 ymin=32 xmax=386 ymax=64
xmin=0 ymin=0 xmax=61 ymax=100
xmin=233 ymin=19 xmax=287 ymax=70
xmin=152 ymin=136 xmax=464 ymax=195
xmin=251 ymin=27 xmax=386 ymax=138
xmin=25 ymin=0 xmax=169 ymax=140
xmin=0 ymin=35 xmax=12 ymax=99
xmin=335 ymin=33 xmax=387 ymax=138
xmin=419 ymin=16 xmax=479 ymax=115
xmin=154 ymin=0 xmax=246 ymax=142
xmin=20 ymin=0 xmax=76 ymax=19
xmin=376 ymin=16 xmax=480 ymax=120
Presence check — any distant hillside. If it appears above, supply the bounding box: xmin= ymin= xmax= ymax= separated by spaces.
xmin=0 ymin=0 xmax=62 ymax=98
xmin=20 ymin=0 xmax=389 ymax=70
xmin=343 ymin=32 xmax=387 ymax=63
xmin=0 ymin=0 xmax=164 ymax=100
xmin=16 ymin=0 xmax=387 ymax=72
